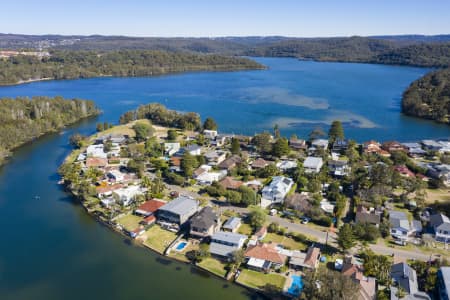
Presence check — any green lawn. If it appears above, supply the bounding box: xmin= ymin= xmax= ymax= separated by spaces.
xmin=197 ymin=257 xmax=228 ymax=277
xmin=262 ymin=233 xmax=307 ymax=251
xmin=238 ymin=223 xmax=253 ymax=236
xmin=143 ymin=225 xmax=177 ymax=254
xmin=116 ymin=214 xmax=142 ymax=231
xmin=236 ymin=269 xmax=286 ymax=290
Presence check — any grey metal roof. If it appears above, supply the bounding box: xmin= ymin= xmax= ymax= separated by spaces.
xmin=212 ymin=231 xmax=247 ymax=244
xmin=441 ymin=267 xmax=450 ymax=297
xmin=190 ymin=206 xmax=218 ymax=230
xmin=209 ymin=242 xmax=238 ymax=257
xmin=303 ymin=157 xmax=323 ymax=169
xmin=223 ymin=217 xmax=241 ymax=230
xmin=391 ymin=262 xmax=418 ymax=294
xmin=159 ymin=196 xmax=198 ymax=216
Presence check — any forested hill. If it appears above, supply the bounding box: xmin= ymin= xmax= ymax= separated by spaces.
xmin=402 ymin=68 xmax=450 ymax=124
xmin=0 ymin=50 xmax=264 ymax=85
xmin=0 ymin=96 xmax=100 ymax=163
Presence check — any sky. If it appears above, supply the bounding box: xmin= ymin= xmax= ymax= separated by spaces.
xmin=1 ymin=0 xmax=449 ymax=37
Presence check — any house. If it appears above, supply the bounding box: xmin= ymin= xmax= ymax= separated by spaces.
xmin=157 ymin=196 xmax=199 ymax=230
xmin=389 ymin=211 xmax=422 ymax=239
xmin=244 ymin=243 xmax=287 ymax=271
xmin=251 ymin=158 xmax=270 ymax=169
xmin=285 ymin=193 xmax=312 ymax=212
xmin=355 ymin=206 xmax=381 ymax=227
xmin=332 ymin=139 xmax=349 ymax=152
xmin=430 ymin=213 xmax=450 ymax=243
xmin=382 ymin=141 xmax=407 ymax=153
xmin=438 ymin=267 xmax=450 ymax=300
xmin=439 ymin=141 xmax=450 ymax=154
xmin=394 ymin=165 xmax=416 ymax=178
xmin=364 ymin=141 xmax=391 ymax=157
xmin=245 ymin=179 xmax=263 ymax=191
xmin=112 ymin=185 xmax=144 ymax=206
xmin=253 ymin=227 xmax=267 ymax=241
xmin=195 ymin=170 xmax=227 ymax=185
xmin=261 ymin=176 xmax=294 ymax=208
xmin=100 ymin=197 xmax=116 ymax=208
xmin=311 ymin=139 xmax=329 ymax=150
xmin=222 ymin=217 xmax=241 ymax=232
xmin=303 ymin=157 xmax=323 ymax=173
xmin=107 ymin=169 xmax=125 ymax=182
xmin=320 ymin=199 xmax=335 ymax=214
xmin=169 ymin=156 xmax=182 ymax=172
xmin=96 ymin=183 xmax=124 ymax=198
xmin=341 ymin=257 xmax=376 ymax=300
xmin=212 ymin=134 xmax=230 ymax=147
xmin=86 ymin=144 xmax=107 ymax=159
xmin=328 ymin=159 xmax=350 ymax=177
xmin=289 ymin=138 xmax=307 ymax=150
xmin=209 ymin=231 xmax=247 ymax=259
xmin=190 ymin=206 xmax=220 ymax=239
xmin=184 ymin=144 xmax=202 ymax=156
xmin=391 ymin=262 xmax=431 ymax=300
xmin=204 ymin=150 xmax=227 ymax=166
xmin=219 ymin=176 xmax=243 ymax=190
xmin=134 ymin=199 xmax=166 ymax=217
xmin=402 ymin=143 xmax=426 ymax=158
xmin=289 ymin=246 xmax=321 ymax=270
xmin=140 ymin=215 xmax=157 ymax=226
xmin=164 ymin=143 xmax=180 ymax=156
xmin=421 ymin=139 xmax=443 ymax=151
xmin=86 ymin=157 xmax=108 ymax=168
xmin=203 ymin=129 xmax=218 ymax=140
xmin=218 ymin=155 xmax=242 ymax=171
xmin=276 ymin=160 xmax=298 ymax=171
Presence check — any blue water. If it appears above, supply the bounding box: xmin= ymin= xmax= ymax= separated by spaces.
xmin=176 ymin=242 xmax=187 ymax=251
xmin=287 ymin=275 xmax=303 ymax=296
xmin=0 ymin=57 xmax=448 ymax=141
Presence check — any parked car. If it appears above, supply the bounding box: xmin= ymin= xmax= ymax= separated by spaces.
xmin=301 ymin=217 xmax=311 ymax=224
xmin=394 ymin=239 xmax=407 ymax=246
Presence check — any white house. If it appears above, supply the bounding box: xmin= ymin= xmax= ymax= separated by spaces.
xmin=185 ymin=144 xmax=202 ymax=156
xmin=107 ymin=170 xmax=125 ymax=182
xmin=311 ymin=139 xmax=329 ymax=150
xmin=276 ymin=160 xmax=298 ymax=171
xmin=164 ymin=143 xmax=180 ymax=156
xmin=261 ymin=176 xmax=294 ymax=208
xmin=196 ymin=170 xmax=227 ymax=185
xmin=209 ymin=231 xmax=247 ymax=259
xmin=204 ymin=150 xmax=227 ymax=166
xmin=303 ymin=157 xmax=323 ymax=173
xmin=430 ymin=213 xmax=450 ymax=243
xmin=389 ymin=210 xmax=422 ymax=239
xmin=112 ymin=185 xmax=144 ymax=206
xmin=86 ymin=144 xmax=107 ymax=159
xmin=203 ymin=130 xmax=218 ymax=140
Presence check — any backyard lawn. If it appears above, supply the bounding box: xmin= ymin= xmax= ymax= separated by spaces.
xmin=238 ymin=223 xmax=253 ymax=236
xmin=236 ymin=269 xmax=286 ymax=290
xmin=116 ymin=214 xmax=142 ymax=231
xmin=262 ymin=233 xmax=307 ymax=251
xmin=197 ymin=257 xmax=228 ymax=277
xmin=143 ymin=225 xmax=177 ymax=254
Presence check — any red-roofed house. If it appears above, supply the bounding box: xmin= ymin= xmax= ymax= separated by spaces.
xmin=363 ymin=141 xmax=391 ymax=157
xmin=244 ymin=243 xmax=287 ymax=271
xmin=394 ymin=165 xmax=415 ymax=178
xmin=86 ymin=157 xmax=108 ymax=168
xmin=219 ymin=176 xmax=243 ymax=190
xmin=341 ymin=258 xmax=376 ymax=300
xmin=135 ymin=199 xmax=166 ymax=216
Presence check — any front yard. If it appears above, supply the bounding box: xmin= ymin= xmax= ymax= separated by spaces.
xmin=262 ymin=233 xmax=308 ymax=251
xmin=197 ymin=257 xmax=228 ymax=277
xmin=143 ymin=225 xmax=178 ymax=254
xmin=236 ymin=269 xmax=286 ymax=290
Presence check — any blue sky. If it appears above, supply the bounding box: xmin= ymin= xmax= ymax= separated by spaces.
xmin=1 ymin=0 xmax=449 ymax=37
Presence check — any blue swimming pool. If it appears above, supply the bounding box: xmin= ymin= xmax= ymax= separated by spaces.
xmin=175 ymin=242 xmax=187 ymax=251
xmin=287 ymin=275 xmax=303 ymax=297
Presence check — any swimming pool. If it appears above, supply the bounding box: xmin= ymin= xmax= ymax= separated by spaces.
xmin=175 ymin=241 xmax=187 ymax=251
xmin=287 ymin=275 xmax=303 ymax=297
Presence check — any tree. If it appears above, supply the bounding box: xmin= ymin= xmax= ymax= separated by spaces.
xmin=252 ymin=132 xmax=272 ymax=154
xmin=273 ymin=123 xmax=280 ymax=139
xmin=231 ymin=138 xmax=240 ymax=155
xmin=301 ymin=267 xmax=359 ymax=300
xmin=328 ymin=120 xmax=344 ymax=143
xmin=133 ymin=122 xmax=154 ymax=142
xmin=361 ymin=250 xmax=392 ymax=285
xmin=255 ymin=163 xmax=279 ymax=178
xmin=337 ymin=223 xmax=356 ymax=251
xmin=308 ymin=127 xmax=326 ymax=141
xmin=248 ymin=206 xmax=267 ymax=230
xmin=96 ymin=122 xmax=104 ymax=132
xmin=69 ymin=133 xmax=87 ymax=148
xmin=180 ymin=152 xmax=198 ymax=177
xmin=203 ymin=117 xmax=218 ymax=130
xmin=226 ymin=190 xmax=242 ymax=204
xmin=167 ymin=129 xmax=178 ymax=141
xmin=238 ymin=185 xmax=257 ymax=206
xmin=272 ymin=137 xmax=289 ymax=157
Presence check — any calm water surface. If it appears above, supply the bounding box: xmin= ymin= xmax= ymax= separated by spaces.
xmin=0 ymin=58 xmax=449 ymax=299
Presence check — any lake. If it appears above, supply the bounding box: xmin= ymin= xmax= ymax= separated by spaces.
xmin=0 ymin=58 xmax=449 ymax=300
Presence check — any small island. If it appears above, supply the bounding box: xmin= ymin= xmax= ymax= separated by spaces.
xmin=60 ymin=103 xmax=450 ymax=299
xmin=0 ymin=96 xmax=100 ymax=165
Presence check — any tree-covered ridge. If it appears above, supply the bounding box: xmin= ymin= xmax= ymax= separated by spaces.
xmin=0 ymin=50 xmax=265 ymax=85
xmin=402 ymin=68 xmax=450 ymax=124
xmin=373 ymin=43 xmax=450 ymax=67
xmin=0 ymin=96 xmax=99 ymax=162
xmin=119 ymin=103 xmax=202 ymax=131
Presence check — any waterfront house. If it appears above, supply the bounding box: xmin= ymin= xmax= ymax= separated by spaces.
xmin=164 ymin=142 xmax=180 ymax=156
xmin=189 ymin=206 xmax=220 ymax=239
xmin=430 ymin=213 xmax=450 ymax=243
xmin=134 ymin=199 xmax=166 ymax=217
xmin=421 ymin=139 xmax=442 ymax=151
xmin=106 ymin=169 xmax=125 ymax=182
xmin=382 ymin=141 xmax=407 ymax=153
xmin=209 ymin=231 xmax=247 ymax=259
xmin=261 ymin=176 xmax=294 ymax=208
xmin=332 ymin=139 xmax=349 ymax=152
xmin=219 ymin=176 xmax=243 ymax=190
xmin=303 ymin=156 xmax=323 ymax=174
xmin=157 ymin=196 xmax=199 ymax=230
xmin=251 ymin=158 xmax=270 ymax=169
xmin=244 ymin=243 xmax=287 ymax=272
xmin=311 ymin=139 xmax=329 ymax=150
xmin=96 ymin=183 xmax=124 ymax=198
xmin=390 ymin=262 xmax=431 ymax=300
xmin=86 ymin=144 xmax=107 ymax=159
xmin=112 ymin=185 xmax=144 ymax=206
xmin=363 ymin=141 xmax=391 ymax=157
xmin=222 ymin=217 xmax=241 ymax=232
xmin=86 ymin=157 xmax=108 ymax=168
xmin=289 ymin=138 xmax=307 ymax=150
xmin=289 ymin=246 xmax=321 ymax=270
xmin=203 ymin=129 xmax=218 ymax=140
xmin=402 ymin=142 xmax=426 ymax=158
xmin=276 ymin=160 xmax=298 ymax=171
xmin=218 ymin=155 xmax=242 ymax=171
xmin=438 ymin=267 xmax=450 ymax=300
xmin=204 ymin=150 xmax=227 ymax=166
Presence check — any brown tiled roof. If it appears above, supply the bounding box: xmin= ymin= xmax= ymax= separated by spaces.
xmin=218 ymin=155 xmax=242 ymax=170
xmin=96 ymin=184 xmax=124 ymax=194
xmin=244 ymin=243 xmax=286 ymax=264
xmin=86 ymin=157 xmax=108 ymax=168
xmin=170 ymin=156 xmax=181 ymax=167
xmin=137 ymin=199 xmax=166 ymax=213
xmin=304 ymin=247 xmax=320 ymax=268
xmin=252 ymin=158 xmax=269 ymax=169
xmin=219 ymin=176 xmax=243 ymax=190
xmin=142 ymin=215 xmax=156 ymax=224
